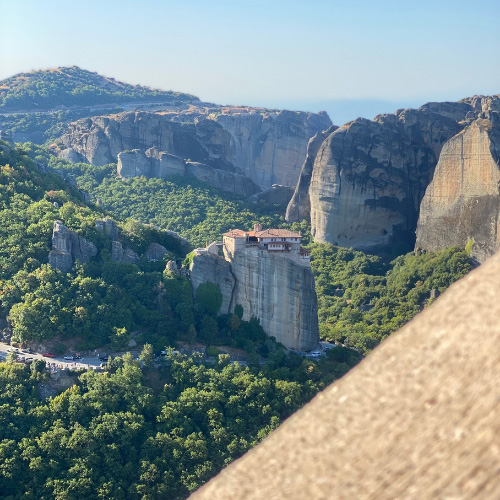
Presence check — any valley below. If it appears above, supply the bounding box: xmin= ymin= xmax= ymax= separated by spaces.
xmin=0 ymin=66 xmax=498 ymax=499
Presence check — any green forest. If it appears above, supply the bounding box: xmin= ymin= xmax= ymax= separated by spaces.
xmin=1 ymin=347 xmax=348 ymax=499
xmin=0 ymin=139 xmax=475 ymax=499
xmin=0 ymin=67 xmax=198 ymax=111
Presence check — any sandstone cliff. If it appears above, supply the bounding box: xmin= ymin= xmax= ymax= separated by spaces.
xmin=117 ymin=147 xmax=260 ymax=197
xmin=286 ymin=98 xmax=500 ymax=252
xmin=190 ymin=253 xmax=235 ymax=315
xmin=415 ymin=110 xmax=500 ymax=262
xmin=57 ymin=111 xmax=234 ymax=170
xmin=49 ymin=220 xmax=97 ymax=272
xmin=55 ymin=108 xmax=331 ymax=193
xmin=210 ymin=110 xmax=332 ymax=188
xmin=190 ymin=247 xmax=319 ymax=351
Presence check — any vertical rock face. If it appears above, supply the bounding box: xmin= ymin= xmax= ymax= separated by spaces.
xmin=116 ymin=147 xmax=261 ymax=197
xmin=111 ymin=241 xmax=140 ymax=264
xmin=55 ymin=108 xmax=331 ymax=192
xmin=190 ymin=253 xmax=235 ymax=315
xmin=286 ymin=101 xmax=486 ymax=251
xmin=190 ymin=247 xmax=319 ymax=351
xmin=211 ymin=110 xmax=332 ymax=188
xmin=228 ymin=247 xmax=319 ymax=351
xmin=95 ymin=218 xmax=119 ymax=241
xmin=415 ymin=112 xmax=500 ymax=262
xmin=48 ymin=221 xmax=97 ymax=272
xmin=58 ymin=112 xmax=234 ymax=170
xmin=286 ymin=126 xmax=337 ymax=222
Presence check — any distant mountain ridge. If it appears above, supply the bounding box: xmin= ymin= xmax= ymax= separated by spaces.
xmin=0 ymin=66 xmax=199 ymax=111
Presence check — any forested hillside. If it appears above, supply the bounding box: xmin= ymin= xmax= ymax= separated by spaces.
xmin=20 ymin=143 xmax=291 ymax=248
xmin=0 ymin=138 xmax=477 ymax=499
xmin=310 ymin=244 xmax=474 ymax=354
xmin=0 ymin=66 xmax=198 ymax=111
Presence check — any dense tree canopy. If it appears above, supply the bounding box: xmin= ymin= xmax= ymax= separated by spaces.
xmin=0 ymin=66 xmax=198 ymax=111
xmin=310 ymin=243 xmax=474 ymax=354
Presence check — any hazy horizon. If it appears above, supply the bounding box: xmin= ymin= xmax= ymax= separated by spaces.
xmin=1 ymin=0 xmax=499 ymax=123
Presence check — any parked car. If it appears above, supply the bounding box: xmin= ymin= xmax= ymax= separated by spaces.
xmin=43 ymin=353 xmax=56 ymax=358
xmin=310 ymin=351 xmax=322 ymax=358
xmin=63 ymin=356 xmax=74 ymax=360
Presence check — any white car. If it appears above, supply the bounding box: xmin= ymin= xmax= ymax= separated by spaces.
xmin=310 ymin=351 xmax=322 ymax=358
xmin=63 ymin=356 xmax=74 ymax=360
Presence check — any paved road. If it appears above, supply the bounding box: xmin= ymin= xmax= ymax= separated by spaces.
xmin=0 ymin=341 xmax=102 ymax=370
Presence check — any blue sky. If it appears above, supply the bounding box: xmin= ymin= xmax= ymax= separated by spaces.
xmin=1 ymin=0 xmax=499 ymax=122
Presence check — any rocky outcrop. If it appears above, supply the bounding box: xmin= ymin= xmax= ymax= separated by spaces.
xmin=248 ymin=185 xmax=296 ymax=211
xmin=57 ymin=111 xmax=234 ymax=169
xmin=55 ymin=108 xmax=331 ymax=192
xmin=184 ymin=161 xmax=260 ymax=197
xmin=285 ymin=99 xmax=494 ymax=251
xmin=415 ymin=111 xmax=500 ymax=262
xmin=228 ymin=247 xmax=318 ymax=351
xmin=49 ymin=220 xmax=97 ymax=272
xmin=111 ymin=241 xmax=140 ymax=264
xmin=116 ymin=147 xmax=260 ymax=197
xmin=145 ymin=243 xmax=168 ymax=261
xmin=95 ymin=217 xmax=119 ymax=240
xmin=286 ymin=126 xmax=337 ymax=222
xmin=210 ymin=110 xmax=332 ymax=188
xmin=190 ymin=246 xmax=319 ymax=351
xmin=190 ymin=253 xmax=235 ymax=315
xmin=117 ymin=147 xmax=186 ymax=178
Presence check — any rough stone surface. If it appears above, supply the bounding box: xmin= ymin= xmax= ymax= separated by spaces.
xmin=190 ymin=247 xmax=319 ymax=351
xmin=165 ymin=260 xmax=178 ymax=273
xmin=286 ymin=126 xmax=337 ymax=222
xmin=95 ymin=218 xmax=119 ymax=241
xmin=416 ymin=112 xmax=500 ymax=262
xmin=191 ymin=250 xmax=500 ymax=500
xmin=58 ymin=111 xmax=234 ymax=169
xmin=248 ymin=185 xmax=296 ymax=211
xmin=211 ymin=110 xmax=332 ymax=188
xmin=227 ymin=247 xmax=318 ymax=351
xmin=111 ymin=240 xmax=140 ymax=265
xmin=145 ymin=243 xmax=167 ymax=261
xmin=58 ymin=147 xmax=83 ymax=163
xmin=55 ymin=108 xmax=330 ymax=191
xmin=48 ymin=221 xmax=97 ymax=272
xmin=185 ymin=161 xmax=260 ymax=197
xmin=189 ymin=253 xmax=235 ymax=315
xmin=286 ymin=96 xmax=500 ymax=252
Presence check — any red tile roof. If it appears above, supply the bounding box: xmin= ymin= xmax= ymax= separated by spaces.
xmin=255 ymin=229 xmax=301 ymax=238
xmin=222 ymin=229 xmax=247 ymax=238
xmin=223 ymin=228 xmax=301 ymax=239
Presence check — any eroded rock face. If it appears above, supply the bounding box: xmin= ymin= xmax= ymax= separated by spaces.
xmin=145 ymin=243 xmax=168 ymax=262
xmin=190 ymin=247 xmax=319 ymax=351
xmin=286 ymin=127 xmax=337 ymax=223
xmin=228 ymin=247 xmax=319 ymax=351
xmin=58 ymin=111 xmax=234 ymax=170
xmin=185 ymin=161 xmax=260 ymax=197
xmin=190 ymin=253 xmax=235 ymax=315
xmin=111 ymin=241 xmax=140 ymax=265
xmin=116 ymin=147 xmax=260 ymax=197
xmin=48 ymin=220 xmax=97 ymax=272
xmin=55 ymin=108 xmax=331 ymax=192
xmin=415 ymin=112 xmax=500 ymax=262
xmin=286 ymin=101 xmax=486 ymax=251
xmin=211 ymin=110 xmax=332 ymax=188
